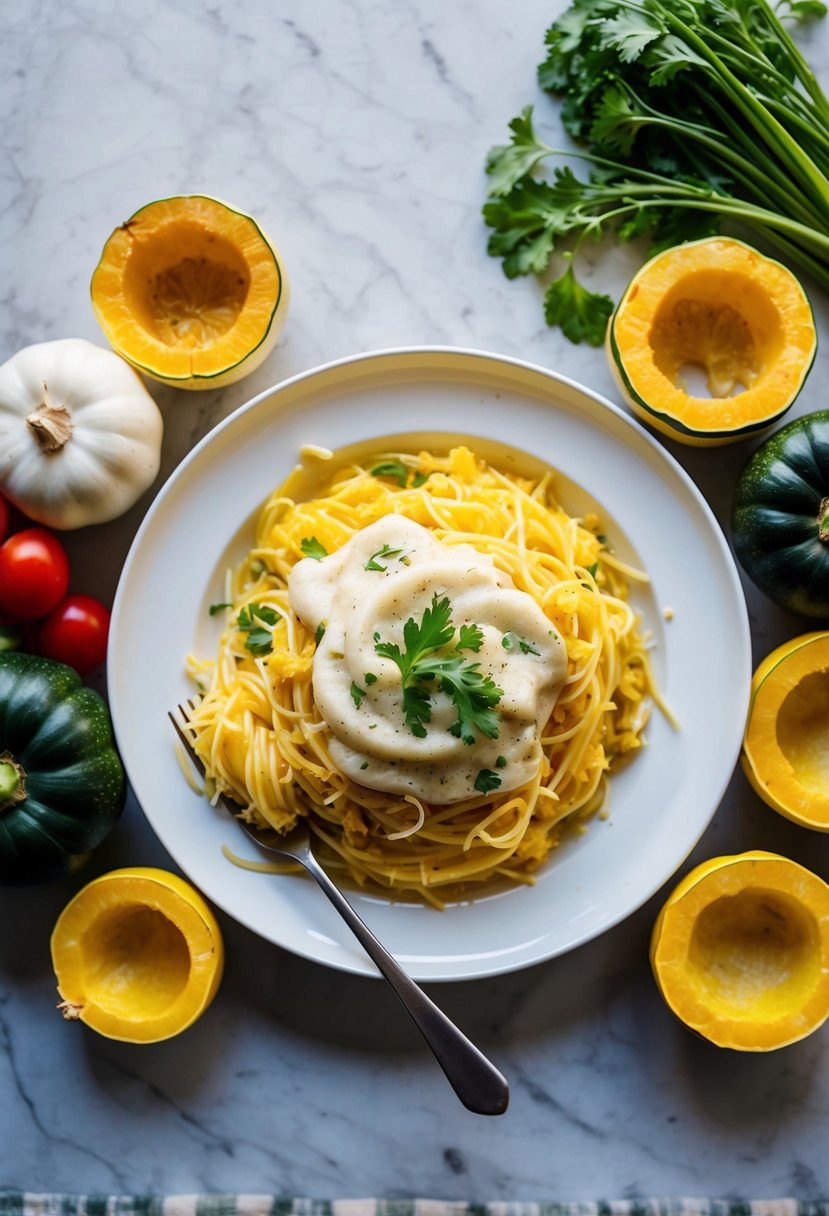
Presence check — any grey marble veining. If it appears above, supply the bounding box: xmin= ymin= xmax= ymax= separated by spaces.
xmin=4 ymin=0 xmax=829 ymax=1201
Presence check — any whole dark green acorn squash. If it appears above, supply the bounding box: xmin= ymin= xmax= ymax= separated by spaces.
xmin=732 ymin=410 xmax=829 ymax=619
xmin=0 ymin=652 xmax=125 ymax=885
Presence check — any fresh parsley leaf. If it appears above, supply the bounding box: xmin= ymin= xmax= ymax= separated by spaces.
xmin=424 ymin=655 xmax=503 ymax=745
xmin=365 ymin=543 xmax=406 ymax=572
xmin=484 ymin=171 xmax=584 ymax=279
xmin=370 ymin=460 xmax=430 ymax=489
xmin=237 ymin=602 xmax=281 ymax=656
xmin=457 ymin=622 xmax=484 ymax=652
xmin=315 ymin=621 xmax=326 ymax=646
xmin=474 ymin=769 xmax=503 ymax=795
xmin=598 ymin=9 xmax=663 ymax=62
xmin=209 ymin=601 xmax=232 ymax=616
xmin=350 ymin=682 xmax=366 ymax=709
xmin=300 ymin=536 xmax=328 ymax=560
xmin=371 ymin=459 xmax=409 ymax=487
xmin=375 ymin=594 xmax=503 ymax=741
xmin=544 ymin=252 xmax=614 ymax=346
xmin=485 ymin=106 xmax=554 ymax=196
xmin=496 ymin=755 xmax=507 ymax=769
xmin=585 ymin=562 xmax=599 ymax=579
xmin=364 ymin=672 xmax=377 ymax=685
xmin=402 ymin=682 xmax=433 ymax=738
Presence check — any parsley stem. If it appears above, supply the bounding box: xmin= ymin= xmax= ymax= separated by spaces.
xmin=661 ymin=6 xmax=829 ymax=219
xmin=760 ymin=3 xmax=829 ymax=124
xmin=613 ymin=109 xmax=821 ymax=228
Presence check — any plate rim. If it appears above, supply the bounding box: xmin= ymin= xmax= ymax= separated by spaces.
xmin=109 ymin=343 xmax=752 ymax=980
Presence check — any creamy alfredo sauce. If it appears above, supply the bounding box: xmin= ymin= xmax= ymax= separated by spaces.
xmin=288 ymin=515 xmax=567 ymax=804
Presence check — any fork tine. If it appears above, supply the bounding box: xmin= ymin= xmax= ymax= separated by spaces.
xmin=169 ymin=703 xmax=245 ymax=818
xmin=169 ymin=705 xmax=207 ymax=780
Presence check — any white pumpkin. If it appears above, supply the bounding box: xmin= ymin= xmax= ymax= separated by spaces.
xmin=0 ymin=338 xmax=164 ymax=529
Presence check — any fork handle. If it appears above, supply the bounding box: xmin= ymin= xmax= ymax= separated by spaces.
xmin=300 ymin=849 xmax=509 ymax=1116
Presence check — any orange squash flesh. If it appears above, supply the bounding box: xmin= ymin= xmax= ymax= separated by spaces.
xmin=91 ymin=196 xmax=288 ymax=389
xmin=742 ymin=632 xmax=829 ymax=829
xmin=651 ymin=851 xmax=829 ymax=1050
xmin=51 ymin=867 xmax=224 ymax=1042
xmin=608 ymin=238 xmax=816 ymax=446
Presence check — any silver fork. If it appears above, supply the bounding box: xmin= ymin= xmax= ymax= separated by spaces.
xmin=169 ymin=703 xmax=509 ymax=1116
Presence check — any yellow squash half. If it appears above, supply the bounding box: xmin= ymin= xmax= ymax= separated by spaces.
xmin=607 ymin=237 xmax=816 ymax=446
xmin=742 ymin=632 xmax=829 ymax=829
xmin=91 ymin=195 xmax=289 ymax=390
xmin=51 ymin=867 xmax=224 ymax=1042
xmin=651 ymin=851 xmax=829 ymax=1050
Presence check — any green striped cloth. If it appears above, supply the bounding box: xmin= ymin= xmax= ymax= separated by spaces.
xmin=1 ymin=1200 xmax=828 ymax=1216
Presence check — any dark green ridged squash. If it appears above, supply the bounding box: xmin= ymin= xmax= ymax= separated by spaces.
xmin=0 ymin=652 xmax=125 ymax=885
xmin=732 ymin=410 xmax=829 ymax=619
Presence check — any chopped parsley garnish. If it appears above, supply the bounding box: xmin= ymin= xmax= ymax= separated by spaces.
xmin=457 ymin=622 xmax=484 ymax=653
xmin=315 ymin=621 xmax=326 ymax=646
xmin=360 ymin=761 xmax=369 ymax=770
xmin=496 ymin=755 xmax=507 ymax=769
xmin=300 ymin=536 xmax=328 ymax=560
xmin=237 ymin=602 xmax=281 ymax=656
xmin=350 ymin=681 xmax=366 ymax=709
xmin=371 ymin=459 xmax=430 ymax=489
xmin=374 ymin=594 xmax=502 ymax=742
xmin=364 ymin=672 xmax=377 ymax=685
xmin=209 ymin=601 xmax=232 ymax=616
xmin=365 ymin=543 xmax=407 ymax=572
xmin=474 ymin=768 xmax=502 ymax=795
xmin=502 ymin=631 xmax=540 ymax=656
xmin=585 ymin=562 xmax=598 ymax=579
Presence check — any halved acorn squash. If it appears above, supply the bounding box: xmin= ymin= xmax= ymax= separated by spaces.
xmin=742 ymin=632 xmax=829 ymax=829
xmin=607 ymin=237 xmax=816 ymax=446
xmin=91 ymin=195 xmax=289 ymax=390
xmin=51 ymin=867 xmax=224 ymax=1042
xmin=651 ymin=850 xmax=829 ymax=1050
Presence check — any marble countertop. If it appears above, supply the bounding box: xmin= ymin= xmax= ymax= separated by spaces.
xmin=4 ymin=0 xmax=829 ymax=1201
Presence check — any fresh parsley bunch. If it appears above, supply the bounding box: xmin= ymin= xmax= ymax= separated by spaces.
xmin=484 ymin=0 xmax=829 ymax=344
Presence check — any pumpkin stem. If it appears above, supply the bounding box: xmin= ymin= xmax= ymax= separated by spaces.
xmin=56 ymin=999 xmax=84 ymax=1021
xmin=820 ymin=497 xmax=829 ymax=542
xmin=0 ymin=751 xmax=26 ymax=812
xmin=26 ymin=384 xmax=73 ymax=454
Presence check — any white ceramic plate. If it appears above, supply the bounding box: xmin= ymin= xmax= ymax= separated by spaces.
xmin=109 ymin=347 xmax=751 ymax=981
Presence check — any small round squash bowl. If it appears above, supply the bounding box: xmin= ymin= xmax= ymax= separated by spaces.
xmin=606 ymin=237 xmax=816 ymax=447
xmin=51 ymin=867 xmax=224 ymax=1043
xmin=91 ymin=195 xmax=289 ymax=391
xmin=650 ymin=851 xmax=829 ymax=1050
xmin=742 ymin=632 xmax=829 ymax=829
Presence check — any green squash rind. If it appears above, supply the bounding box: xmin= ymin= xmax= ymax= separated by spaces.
xmin=0 ymin=652 xmax=126 ymax=885
xmin=607 ymin=316 xmax=805 ymax=443
xmin=732 ymin=409 xmax=829 ymax=619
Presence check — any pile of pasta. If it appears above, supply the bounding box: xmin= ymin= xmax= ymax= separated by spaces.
xmin=185 ymin=445 xmax=661 ymax=906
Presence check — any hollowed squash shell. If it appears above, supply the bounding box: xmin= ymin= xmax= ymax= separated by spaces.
xmin=651 ymin=850 xmax=829 ymax=1050
xmin=607 ymin=237 xmax=816 ymax=446
xmin=91 ymin=195 xmax=289 ymax=390
xmin=742 ymin=632 xmax=829 ymax=829
xmin=51 ymin=866 xmax=224 ymax=1042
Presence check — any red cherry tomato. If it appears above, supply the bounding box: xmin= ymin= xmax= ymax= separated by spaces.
xmin=0 ymin=528 xmax=70 ymax=619
xmin=0 ymin=494 xmax=9 ymax=545
xmin=38 ymin=594 xmax=110 ymax=676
